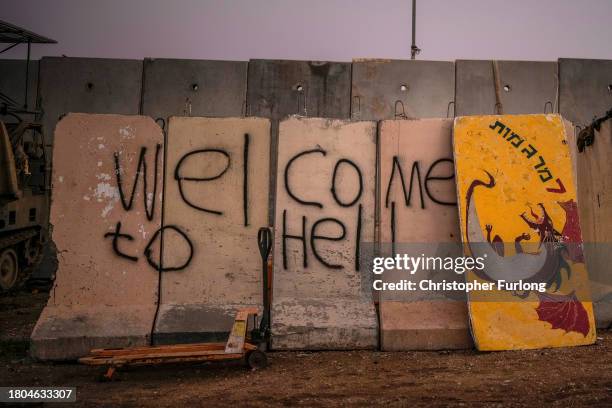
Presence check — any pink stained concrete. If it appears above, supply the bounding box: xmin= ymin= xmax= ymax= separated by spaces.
xmin=379 ymin=119 xmax=472 ymax=350
xmin=154 ymin=117 xmax=270 ymax=341
xmin=31 ymin=113 xmax=163 ymax=360
xmin=272 ymin=116 xmax=378 ymax=349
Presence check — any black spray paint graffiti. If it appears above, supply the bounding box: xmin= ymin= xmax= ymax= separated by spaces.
xmin=143 ymin=225 xmax=194 ymax=272
xmin=284 ymin=148 xmax=326 ymax=208
xmin=331 ymin=159 xmax=363 ymax=207
xmin=104 ymin=221 xmax=138 ymax=262
xmin=114 ymin=144 xmax=162 ymax=221
xmin=385 ymin=156 xmax=456 ymax=210
xmin=489 ymin=120 xmax=566 ymax=194
xmin=243 ymin=133 xmax=250 ymax=226
xmin=282 ymin=148 xmax=364 ymax=271
xmin=106 ymin=134 xmax=253 ymax=271
xmin=175 ymin=148 xmax=230 ymax=215
xmin=106 ymin=143 xmax=194 ymax=272
xmin=385 ymin=155 xmax=456 ymax=248
xmin=173 ymin=134 xmax=251 ymax=226
xmin=104 ymin=221 xmax=194 ymax=272
xmin=311 ymin=217 xmax=346 ymax=269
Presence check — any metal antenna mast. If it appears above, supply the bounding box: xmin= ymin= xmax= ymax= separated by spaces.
xmin=411 ymin=0 xmax=421 ymax=59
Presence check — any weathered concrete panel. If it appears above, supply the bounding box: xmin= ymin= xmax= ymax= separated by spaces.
xmin=38 ymin=57 xmax=142 ymax=143
xmin=559 ymin=58 xmax=612 ymax=126
xmin=31 ymin=113 xmax=163 ymax=360
xmin=380 ymin=120 xmax=459 ymax=243
xmin=141 ymin=58 xmax=247 ymax=120
xmin=455 ymin=60 xmax=557 ymax=116
xmin=351 ymin=60 xmax=454 ymax=120
xmin=247 ymin=60 xmax=351 ymax=119
xmin=154 ymin=117 xmax=270 ymax=344
xmin=567 ymin=120 xmax=612 ymax=329
xmin=0 ymin=59 xmax=38 ymax=121
xmin=380 ymin=301 xmax=471 ymax=350
xmin=379 ymin=119 xmax=472 ymax=350
xmin=559 ymin=58 xmax=612 ymax=328
xmin=272 ymin=117 xmax=377 ymax=349
xmin=247 ymin=59 xmax=351 ymax=225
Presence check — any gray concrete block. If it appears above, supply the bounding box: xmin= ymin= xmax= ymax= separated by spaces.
xmin=594 ymin=293 xmax=612 ymax=330
xmin=153 ymin=304 xmax=253 ymax=345
xmin=272 ymin=298 xmax=377 ymax=350
xmin=380 ymin=301 xmax=472 ymax=350
xmin=566 ymin=119 xmax=612 ymax=329
xmin=141 ymin=58 xmax=247 ymax=121
xmin=31 ymin=305 xmax=153 ymax=361
xmin=351 ymin=59 xmax=454 ymax=120
xmin=455 ymin=60 xmax=558 ymax=116
xmin=38 ymin=57 xmax=142 ymax=144
xmin=247 ymin=59 xmax=351 ymax=119
xmin=559 ymin=58 xmax=612 ymax=126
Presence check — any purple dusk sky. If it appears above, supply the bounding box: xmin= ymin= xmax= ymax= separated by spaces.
xmin=1 ymin=0 xmax=611 ymax=62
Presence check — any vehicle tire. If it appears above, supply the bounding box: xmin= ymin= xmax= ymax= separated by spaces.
xmin=246 ymin=350 xmax=268 ymax=370
xmin=0 ymin=248 xmax=19 ymax=292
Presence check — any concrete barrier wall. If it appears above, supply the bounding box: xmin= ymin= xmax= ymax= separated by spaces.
xmin=271 ymin=117 xmax=378 ymax=349
xmin=378 ymin=119 xmax=472 ymax=350
xmin=154 ymin=116 xmax=270 ymax=344
xmin=31 ymin=113 xmax=163 ymax=360
xmin=17 ymin=57 xmax=611 ymax=358
xmin=5 ymin=57 xmax=606 ymax=133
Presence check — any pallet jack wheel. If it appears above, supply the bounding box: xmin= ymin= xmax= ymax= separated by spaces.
xmin=98 ymin=366 xmax=117 ymax=382
xmin=246 ymin=350 xmax=267 ymax=370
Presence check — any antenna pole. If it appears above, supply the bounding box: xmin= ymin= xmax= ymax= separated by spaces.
xmin=411 ymin=0 xmax=421 ymax=59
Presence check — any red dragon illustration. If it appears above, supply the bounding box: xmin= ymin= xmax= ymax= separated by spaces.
xmin=465 ymin=171 xmax=589 ymax=336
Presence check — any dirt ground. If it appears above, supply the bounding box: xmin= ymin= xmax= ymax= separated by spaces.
xmin=1 ymin=290 xmax=611 ymax=407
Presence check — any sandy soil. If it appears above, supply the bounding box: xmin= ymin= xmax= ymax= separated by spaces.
xmin=1 ymin=290 xmax=611 ymax=407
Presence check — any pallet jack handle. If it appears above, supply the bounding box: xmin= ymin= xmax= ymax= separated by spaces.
xmin=257 ymin=227 xmax=272 ymax=344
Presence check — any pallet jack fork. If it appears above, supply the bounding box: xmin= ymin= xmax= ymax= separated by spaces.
xmin=79 ymin=227 xmax=273 ymax=380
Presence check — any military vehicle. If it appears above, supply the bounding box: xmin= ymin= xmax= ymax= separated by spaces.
xmin=0 ymin=20 xmax=56 ymax=291
xmin=0 ymin=120 xmax=49 ymax=290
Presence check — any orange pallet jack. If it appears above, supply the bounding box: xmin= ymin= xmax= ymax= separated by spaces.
xmin=79 ymin=228 xmax=273 ymax=380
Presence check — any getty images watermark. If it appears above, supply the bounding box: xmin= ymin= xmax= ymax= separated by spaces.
xmin=371 ymin=253 xmax=548 ymax=293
